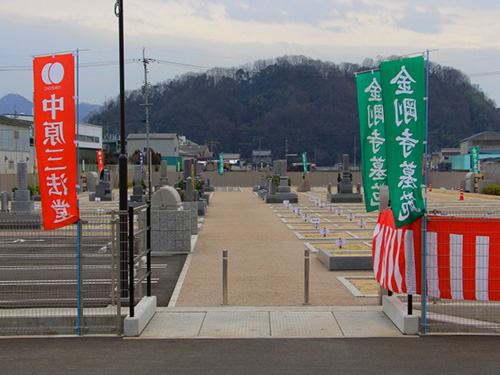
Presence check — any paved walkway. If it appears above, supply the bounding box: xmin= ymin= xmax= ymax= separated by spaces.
xmin=141 ymin=188 xmax=401 ymax=338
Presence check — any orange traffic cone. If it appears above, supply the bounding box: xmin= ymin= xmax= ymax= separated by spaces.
xmin=429 ymin=182 xmax=432 ymax=192
xmin=459 ymin=186 xmax=464 ymax=201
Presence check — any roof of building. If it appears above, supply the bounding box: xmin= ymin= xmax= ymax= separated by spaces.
xmin=460 ymin=131 xmax=500 ymax=143
xmin=0 ymin=114 xmax=31 ymax=128
xmin=252 ymin=149 xmax=272 ymax=156
xmin=127 ymin=133 xmax=178 ymax=140
xmin=179 ymin=144 xmax=213 ymax=158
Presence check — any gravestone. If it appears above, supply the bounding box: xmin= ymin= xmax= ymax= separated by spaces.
xmin=11 ymin=162 xmax=34 ymax=212
xmin=328 ymin=154 xmax=362 ymax=203
xmin=1 ymin=191 xmax=10 ymax=212
xmin=130 ymin=165 xmax=145 ymax=204
xmin=89 ymin=168 xmax=114 ymax=201
xmin=158 ymin=160 xmax=169 ymax=188
xmin=266 ymin=159 xmax=298 ymax=203
xmin=0 ymin=162 xmax=41 ymax=229
xmin=86 ymin=172 xmax=99 ymax=192
xmin=182 ymin=177 xmax=199 ymax=234
xmin=184 ymin=176 xmax=194 ymax=202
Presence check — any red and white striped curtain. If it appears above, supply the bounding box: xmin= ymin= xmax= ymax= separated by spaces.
xmin=373 ymin=210 xmax=500 ymax=301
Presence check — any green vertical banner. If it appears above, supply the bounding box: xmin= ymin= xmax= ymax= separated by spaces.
xmin=301 ymin=152 xmax=308 ymax=173
xmin=470 ymin=146 xmax=479 ymax=173
xmin=218 ymin=153 xmax=224 ymax=175
xmin=380 ymin=56 xmax=425 ymax=228
xmin=356 ymin=71 xmax=387 ymax=212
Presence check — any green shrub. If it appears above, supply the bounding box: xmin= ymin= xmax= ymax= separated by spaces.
xmin=481 ymin=184 xmax=500 ymax=195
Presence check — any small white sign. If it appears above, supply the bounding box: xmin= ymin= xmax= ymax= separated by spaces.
xmin=309 ymin=197 xmax=315 ymax=201
xmin=335 ymin=238 xmax=347 ymax=247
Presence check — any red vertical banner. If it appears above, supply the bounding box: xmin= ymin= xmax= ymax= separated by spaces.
xmin=34 ymin=53 xmax=79 ymax=230
xmin=96 ymin=149 xmax=104 ymax=173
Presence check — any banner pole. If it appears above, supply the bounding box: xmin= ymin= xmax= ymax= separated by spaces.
xmin=75 ymin=49 xmax=83 ymax=336
xmin=421 ymin=49 xmax=431 ymax=334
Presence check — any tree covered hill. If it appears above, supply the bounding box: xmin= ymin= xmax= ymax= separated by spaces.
xmin=87 ymin=56 xmax=500 ymax=166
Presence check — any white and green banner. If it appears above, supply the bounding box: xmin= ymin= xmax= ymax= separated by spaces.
xmin=470 ymin=146 xmax=479 ymax=173
xmin=380 ymin=56 xmax=425 ymax=228
xmin=218 ymin=152 xmax=224 ymax=175
xmin=356 ymin=71 xmax=387 ymax=212
xmin=301 ymin=152 xmax=308 ymax=173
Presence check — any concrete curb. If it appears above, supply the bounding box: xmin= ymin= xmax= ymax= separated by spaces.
xmin=382 ymin=295 xmax=419 ymax=335
xmin=124 ymin=296 xmax=157 ymax=337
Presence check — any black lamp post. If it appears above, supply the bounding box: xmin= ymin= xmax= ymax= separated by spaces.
xmin=115 ymin=0 xmax=128 ymax=296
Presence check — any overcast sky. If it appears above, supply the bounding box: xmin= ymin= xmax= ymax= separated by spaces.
xmin=1 ymin=0 xmax=500 ymax=107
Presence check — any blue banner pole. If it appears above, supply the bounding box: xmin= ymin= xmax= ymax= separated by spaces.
xmin=422 ymin=49 xmax=431 ymax=334
xmin=75 ymin=49 xmax=82 ymax=336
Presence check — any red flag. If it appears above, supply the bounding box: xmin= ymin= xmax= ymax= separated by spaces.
xmin=97 ymin=150 xmax=104 ymax=173
xmin=34 ymin=53 xmax=79 ymax=230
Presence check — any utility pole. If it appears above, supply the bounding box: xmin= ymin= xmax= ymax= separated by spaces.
xmin=140 ymin=47 xmax=153 ymax=199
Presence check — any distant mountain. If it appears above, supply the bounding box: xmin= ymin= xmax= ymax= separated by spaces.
xmin=0 ymin=94 xmax=102 ymax=123
xmin=0 ymin=94 xmax=32 ymax=115
xmin=87 ymin=55 xmax=500 ymax=166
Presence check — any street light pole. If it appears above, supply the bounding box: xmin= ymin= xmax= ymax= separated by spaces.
xmin=115 ymin=0 xmax=128 ymax=296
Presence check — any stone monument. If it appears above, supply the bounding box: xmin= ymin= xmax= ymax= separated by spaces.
xmin=0 ymin=162 xmax=41 ymax=229
xmin=1 ymin=191 xmax=10 ymax=212
xmin=130 ymin=165 xmax=146 ymax=204
xmin=158 ymin=160 xmax=169 ymax=188
xmin=328 ymin=154 xmax=362 ymax=203
xmin=89 ymin=168 xmax=114 ymax=201
xmin=11 ymin=162 xmax=34 ymax=212
xmin=265 ymin=160 xmax=298 ymax=203
xmin=182 ymin=177 xmax=199 ymax=235
xmin=86 ymin=171 xmax=99 ymax=192
xmin=297 ymin=172 xmax=311 ymax=192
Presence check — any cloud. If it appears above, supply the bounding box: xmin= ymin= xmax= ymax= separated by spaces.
xmin=396 ymin=6 xmax=448 ymax=34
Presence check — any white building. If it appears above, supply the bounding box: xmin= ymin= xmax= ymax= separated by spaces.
xmin=0 ymin=115 xmax=32 ymax=174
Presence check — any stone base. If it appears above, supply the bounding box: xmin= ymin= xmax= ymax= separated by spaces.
xmin=0 ymin=212 xmax=42 ymax=229
xmin=317 ymin=248 xmax=372 ymax=270
xmin=265 ymin=193 xmax=298 ymax=204
xmin=130 ymin=195 xmax=146 ymax=203
xmin=296 ymin=181 xmax=311 ymax=192
xmin=11 ymin=200 xmax=34 ymax=212
xmin=327 ymin=193 xmax=363 ymax=203
xmin=89 ymin=193 xmax=114 ymax=201
xmin=151 ymin=210 xmax=191 ymax=254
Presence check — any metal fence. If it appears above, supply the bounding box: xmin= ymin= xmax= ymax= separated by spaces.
xmin=0 ymin=206 xmax=149 ymax=336
xmin=420 ymin=211 xmax=500 ymax=334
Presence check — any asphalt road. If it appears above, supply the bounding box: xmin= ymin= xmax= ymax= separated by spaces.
xmin=1 ymin=336 xmax=500 ymax=374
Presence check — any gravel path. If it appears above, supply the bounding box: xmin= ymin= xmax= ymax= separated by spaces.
xmin=175 ymin=188 xmax=378 ymax=307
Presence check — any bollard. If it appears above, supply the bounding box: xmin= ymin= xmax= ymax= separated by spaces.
xmin=222 ymin=249 xmax=228 ymax=305
xmin=304 ymin=249 xmax=310 ymax=305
